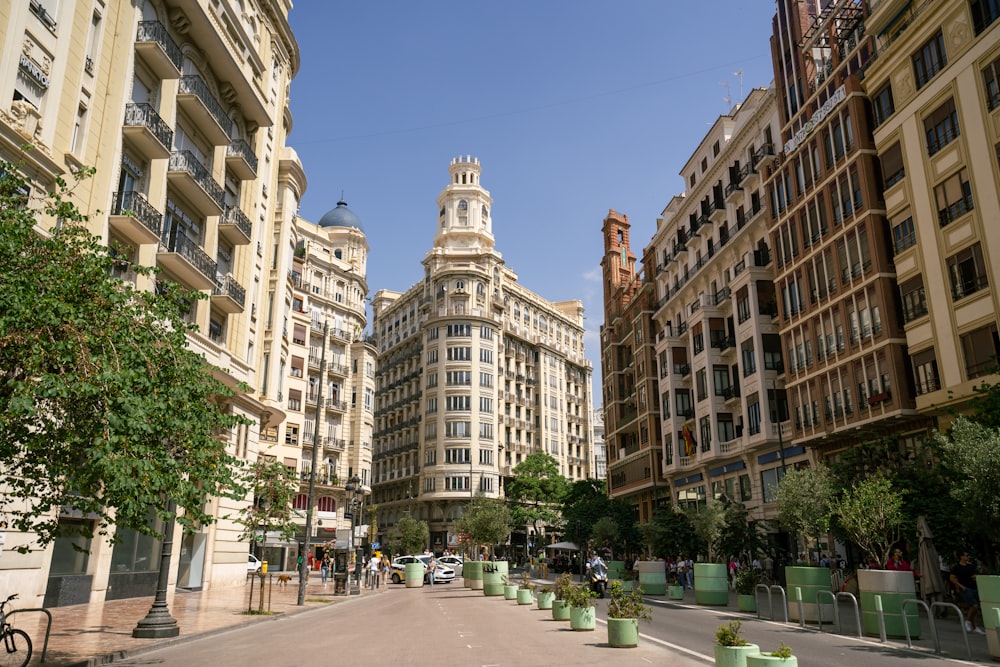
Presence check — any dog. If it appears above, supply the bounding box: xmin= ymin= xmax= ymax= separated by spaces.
xmin=276 ymin=574 xmax=292 ymax=587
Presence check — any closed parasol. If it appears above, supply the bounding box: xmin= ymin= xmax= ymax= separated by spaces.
xmin=917 ymin=515 xmax=945 ymax=599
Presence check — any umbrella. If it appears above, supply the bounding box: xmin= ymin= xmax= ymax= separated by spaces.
xmin=546 ymin=541 xmax=579 ymax=551
xmin=917 ymin=515 xmax=945 ymax=599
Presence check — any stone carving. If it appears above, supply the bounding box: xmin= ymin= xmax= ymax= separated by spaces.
xmin=169 ymin=7 xmax=191 ymax=34
xmin=949 ymin=15 xmax=970 ymax=50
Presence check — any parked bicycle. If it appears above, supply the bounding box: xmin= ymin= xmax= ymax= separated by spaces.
xmin=1 ymin=594 xmax=31 ymax=667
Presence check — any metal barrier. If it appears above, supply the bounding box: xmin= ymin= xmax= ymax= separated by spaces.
xmin=754 ymin=583 xmax=788 ymax=623
xmin=7 ymin=607 xmax=53 ymax=663
xmin=929 ymin=600 xmax=972 ymax=660
xmin=815 ymin=589 xmax=862 ymax=638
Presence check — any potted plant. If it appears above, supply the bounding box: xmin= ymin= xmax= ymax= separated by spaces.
xmin=503 ymin=573 xmax=518 ymax=600
xmin=734 ymin=567 xmax=761 ymax=613
xmin=606 ymin=580 xmax=651 ymax=648
xmin=536 ymin=584 xmax=555 ymax=610
xmin=552 ymin=572 xmax=573 ymax=621
xmin=746 ymin=642 xmax=796 ymax=666
xmin=517 ymin=570 xmax=535 ymax=605
xmin=566 ymin=582 xmax=598 ymax=631
xmin=714 ymin=620 xmax=760 ymax=667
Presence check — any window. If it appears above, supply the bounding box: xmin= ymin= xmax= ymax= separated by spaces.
xmin=479 ymin=397 xmax=492 ymax=413
xmin=912 ymin=347 xmax=940 ymax=395
xmin=426 ymin=349 xmax=438 ymax=364
xmin=747 ymin=393 xmax=761 ymax=435
xmin=873 ymin=82 xmax=895 ymax=125
xmin=971 ymin=0 xmax=1000 ymax=34
xmin=892 ymin=216 xmax=916 ymax=255
xmin=713 ymin=365 xmax=731 ymax=396
xmin=446 ymin=370 xmax=471 ymax=385
xmin=447 ymin=346 xmax=471 ymax=361
xmin=717 ymin=413 xmax=735 ymax=443
xmin=881 ymin=142 xmax=905 ymax=188
xmin=760 ymin=466 xmax=786 ymax=503
xmin=71 ymin=102 xmax=87 ymax=154
xmin=479 ymin=372 xmax=493 ymax=387
xmin=984 ymin=54 xmax=1000 ymax=110
xmin=924 ymin=98 xmax=959 ymax=156
xmin=445 ymin=448 xmax=470 ymax=464
xmin=447 ymin=323 xmax=471 ymax=337
xmin=480 ymin=349 xmax=493 ymax=364
xmin=445 ymin=420 xmax=472 ymax=437
xmin=699 ymin=416 xmax=712 ymax=453
xmin=935 ymin=168 xmax=974 ymax=227
xmin=742 ymin=340 xmax=757 ymax=376
xmin=961 ymin=324 xmax=1000 ymax=379
xmin=425 ymin=397 xmax=437 ymax=413
xmin=293 ymin=493 xmax=309 ymax=510
xmin=696 ymin=368 xmax=708 ymax=401
xmin=947 ymin=243 xmax=989 ymax=300
xmin=317 ymin=497 xmax=335 ymax=513
xmin=445 ymin=476 xmax=469 ymax=491
xmin=913 ymin=32 xmax=946 ymax=89
xmin=285 ymin=425 xmax=299 ymax=446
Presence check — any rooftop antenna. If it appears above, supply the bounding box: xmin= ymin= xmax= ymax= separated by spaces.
xmin=720 ymin=80 xmax=732 ymax=108
xmin=734 ymin=70 xmax=744 ymax=100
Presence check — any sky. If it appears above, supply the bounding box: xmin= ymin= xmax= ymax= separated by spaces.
xmin=286 ymin=2 xmax=780 ymax=404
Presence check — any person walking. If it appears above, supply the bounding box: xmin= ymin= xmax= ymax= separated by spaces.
xmin=321 ymin=554 xmax=331 ymax=586
xmin=368 ymin=553 xmax=381 ymax=589
xmin=380 ymin=554 xmax=391 ymax=588
xmin=427 ymin=555 xmax=438 ymax=587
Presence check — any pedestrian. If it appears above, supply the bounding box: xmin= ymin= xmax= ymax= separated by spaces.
xmin=380 ymin=554 xmax=391 ymax=588
xmin=950 ymin=551 xmax=985 ymax=634
xmin=321 ymin=554 xmax=331 ymax=585
xmin=368 ymin=553 xmax=381 ymax=589
xmin=427 ymin=555 xmax=438 ymax=587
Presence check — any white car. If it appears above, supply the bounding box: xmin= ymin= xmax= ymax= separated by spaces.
xmin=390 ymin=555 xmax=455 ymax=584
xmin=248 ymin=554 xmax=262 ymax=573
xmin=437 ymin=555 xmax=465 ymax=576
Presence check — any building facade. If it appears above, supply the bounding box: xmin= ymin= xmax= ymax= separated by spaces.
xmin=0 ymin=0 xmax=299 ymax=605
xmin=371 ymin=156 xmax=594 ymax=554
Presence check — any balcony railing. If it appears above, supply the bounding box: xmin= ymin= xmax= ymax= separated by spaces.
xmin=168 ymin=150 xmax=225 ymax=209
xmin=111 ymin=190 xmax=162 ymax=237
xmin=221 ymin=205 xmax=252 ymax=240
xmin=938 ymin=193 xmax=975 ymax=227
xmin=178 ymin=75 xmax=233 ymax=136
xmin=136 ymin=20 xmax=182 ymax=71
xmin=124 ymin=102 xmax=173 ymax=149
xmin=226 ymin=138 xmax=258 ymax=175
xmin=159 ymin=228 xmax=217 ymax=280
xmin=213 ymin=273 xmax=246 ymax=307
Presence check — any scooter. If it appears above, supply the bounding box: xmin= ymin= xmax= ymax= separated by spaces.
xmin=587 ymin=560 xmax=608 ymax=598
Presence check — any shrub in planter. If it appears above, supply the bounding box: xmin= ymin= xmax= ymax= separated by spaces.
xmin=566 ymin=583 xmax=597 ymax=631
xmin=714 ymin=620 xmax=760 ymax=667
xmin=552 ymin=573 xmax=574 ymax=621
xmin=734 ymin=567 xmax=762 ymax=613
xmin=746 ymin=642 xmax=797 ymax=666
xmin=536 ymin=585 xmax=555 ymax=610
xmin=607 ymin=580 xmax=651 ymax=648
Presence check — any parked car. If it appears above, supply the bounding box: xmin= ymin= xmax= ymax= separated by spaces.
xmin=390 ymin=555 xmax=455 ymax=584
xmin=248 ymin=554 xmax=262 ymax=573
xmin=437 ymin=555 xmax=465 ymax=576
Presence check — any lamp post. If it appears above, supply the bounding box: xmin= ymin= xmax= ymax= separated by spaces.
xmin=133 ymin=500 xmax=179 ymax=638
xmin=345 ymin=475 xmax=362 ymax=595
xmin=298 ymin=321 xmax=328 ymax=606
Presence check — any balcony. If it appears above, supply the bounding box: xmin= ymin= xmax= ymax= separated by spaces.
xmin=167 ymin=151 xmax=224 ymax=216
xmin=326 ymin=398 xmax=347 ymax=412
xmin=135 ymin=21 xmax=182 ymax=80
xmin=754 ymin=143 xmax=776 ymax=169
xmin=708 ymin=202 xmax=726 ymax=224
xmin=157 ymin=229 xmax=217 ymax=291
xmin=109 ymin=191 xmax=162 ymax=246
xmin=211 ymin=273 xmax=246 ymax=314
xmin=177 ymin=75 xmax=233 ymax=145
xmin=225 ymin=139 xmax=258 ymax=180
xmin=722 ymin=386 xmax=741 ymax=402
xmin=738 ymin=160 xmax=760 ymax=188
xmin=219 ymin=205 xmax=252 ymax=245
xmin=122 ymin=103 xmax=172 ymax=160
xmin=867 ymin=0 xmax=913 ymax=36
xmin=724 ymin=180 xmax=743 ymax=204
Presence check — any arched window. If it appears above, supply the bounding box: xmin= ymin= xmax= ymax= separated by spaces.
xmin=334 ymin=248 xmax=343 ymax=259
xmin=458 ymin=200 xmax=468 ymax=211
xmin=317 ymin=497 xmax=336 ymax=512
xmin=293 ymin=493 xmax=309 ymax=510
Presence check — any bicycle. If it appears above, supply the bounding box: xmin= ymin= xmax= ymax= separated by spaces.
xmin=1 ymin=593 xmax=32 ymax=667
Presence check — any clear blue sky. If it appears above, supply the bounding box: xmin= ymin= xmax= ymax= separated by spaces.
xmin=287 ymin=2 xmax=779 ymax=405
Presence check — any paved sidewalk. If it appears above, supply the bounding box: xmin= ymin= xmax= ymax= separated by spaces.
xmin=13 ymin=573 xmax=382 ymax=666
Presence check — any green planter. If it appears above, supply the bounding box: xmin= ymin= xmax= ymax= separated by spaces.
xmin=738 ymin=594 xmax=757 ymax=613
xmin=517 ymin=588 xmax=533 ymax=605
xmin=536 ymin=590 xmax=555 ymax=610
xmin=979 ymin=575 xmax=1000 ymax=660
xmin=482 ymin=561 xmax=508 ymax=596
xmin=857 ymin=569 xmax=919 ymax=638
xmin=714 ymin=643 xmax=760 ymax=667
xmin=607 ymin=617 xmax=639 ymax=648
xmin=785 ymin=566 xmax=833 ymax=623
xmin=746 ymin=654 xmax=797 ymax=667
xmin=404 ymin=562 xmax=425 ymax=588
xmin=635 ymin=560 xmax=667 ymax=595
xmin=570 ymin=605 xmax=596 ymax=631
xmin=668 ymin=584 xmax=685 ymax=600
xmin=552 ymin=598 xmax=571 ymax=620
xmin=503 ymin=584 xmax=518 ymax=600
xmin=694 ymin=562 xmax=728 ymax=605
xmin=608 ymin=560 xmax=626 ymax=580
xmin=464 ymin=560 xmax=483 ymax=590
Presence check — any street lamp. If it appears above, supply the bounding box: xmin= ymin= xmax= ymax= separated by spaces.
xmin=345 ymin=474 xmax=363 ymax=594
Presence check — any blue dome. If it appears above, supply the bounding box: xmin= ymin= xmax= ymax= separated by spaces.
xmin=317 ymin=199 xmax=363 ymax=231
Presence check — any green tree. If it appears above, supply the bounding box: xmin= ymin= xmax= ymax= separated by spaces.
xmin=642 ymin=504 xmax=699 ymax=560
xmin=236 ymin=459 xmax=300 ymax=551
xmin=0 ymin=162 xmax=247 ymax=549
xmin=775 ymin=465 xmax=836 ymax=554
xmin=590 ymin=516 xmax=620 ymax=557
xmin=717 ymin=502 xmax=773 ymax=564
xmin=688 ymin=502 xmax=727 ymax=562
xmin=560 ymin=479 xmax=639 ymax=557
xmin=505 ymin=452 xmax=567 ymax=548
xmin=456 ymin=496 xmax=512 ymax=557
xmin=834 ymin=474 xmax=904 ymax=567
xmin=394 ymin=516 xmax=429 ymax=555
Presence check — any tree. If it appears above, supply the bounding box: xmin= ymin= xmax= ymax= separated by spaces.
xmin=393 ymin=516 xmax=429 ymax=555
xmin=688 ymin=502 xmax=727 ymax=562
xmin=0 ymin=162 xmax=247 ymax=550
xmin=236 ymin=459 xmax=299 ymax=552
xmin=456 ymin=496 xmax=512 ymax=557
xmin=834 ymin=474 xmax=904 ymax=568
xmin=775 ymin=465 xmax=836 ymax=555
xmin=642 ymin=504 xmax=699 ymax=560
xmin=934 ymin=416 xmax=1000 ymax=567
xmin=505 ymin=452 xmax=567 ymax=548
xmin=590 ymin=516 xmax=620 ymax=557
xmin=716 ymin=502 xmax=773 ymax=564
xmin=560 ymin=479 xmax=640 ymax=557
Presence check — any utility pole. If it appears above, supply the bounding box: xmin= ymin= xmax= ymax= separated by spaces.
xmin=298 ymin=320 xmax=327 ymax=605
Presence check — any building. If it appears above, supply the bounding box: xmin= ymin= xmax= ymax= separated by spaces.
xmin=371 ymin=156 xmax=594 ymax=554
xmin=862 ymin=0 xmax=1000 ymax=420
xmin=1 ymin=0 xmax=299 ymax=605
xmin=592 ymin=408 xmax=607 ymax=481
xmin=258 ymin=199 xmax=376 ymax=568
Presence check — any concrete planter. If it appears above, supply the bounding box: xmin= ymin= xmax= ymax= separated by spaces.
xmin=464 ymin=560 xmax=483 ymax=590
xmin=695 ymin=563 xmax=728 ymax=605
xmin=608 ymin=560 xmax=627 ymax=580
xmin=857 ymin=569 xmax=919 ymax=638
xmin=785 ymin=566 xmax=833 ymax=622
xmin=607 ymin=617 xmax=639 ymax=648
xmin=635 ymin=560 xmax=667 ymax=595
xmin=746 ymin=654 xmax=797 ymax=667
xmin=552 ymin=598 xmax=571 ymax=620
xmin=737 ymin=594 xmax=757 ymax=613
xmin=713 ymin=643 xmax=760 ymax=667
xmin=536 ymin=590 xmax=555 ymax=610
xmin=977 ymin=575 xmax=1000 ymax=659
xmin=669 ymin=584 xmax=685 ymax=600
xmin=482 ymin=561 xmax=508 ymax=596
xmin=570 ymin=605 xmax=596 ymax=631
xmin=517 ymin=588 xmax=533 ymax=605
xmin=404 ymin=562 xmax=425 ymax=588
xmin=503 ymin=584 xmax=518 ymax=600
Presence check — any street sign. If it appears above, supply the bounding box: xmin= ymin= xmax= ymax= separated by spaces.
xmin=344 ymin=512 xmax=353 ymax=520
xmin=370 ymin=541 xmax=380 ymax=550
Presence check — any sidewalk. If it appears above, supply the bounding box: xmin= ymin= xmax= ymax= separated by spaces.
xmin=13 ymin=572 xmax=383 ymax=666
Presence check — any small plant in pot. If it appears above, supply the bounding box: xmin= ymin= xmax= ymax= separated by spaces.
xmin=714 ymin=620 xmax=760 ymax=667
xmin=516 ymin=570 xmax=535 ymax=605
xmin=536 ymin=584 xmax=555 ymax=610
xmin=551 ymin=572 xmax=573 ymax=621
xmin=746 ymin=642 xmax=796 ymax=666
xmin=734 ymin=567 xmax=762 ymax=612
xmin=566 ymin=582 xmax=598 ymax=631
xmin=606 ymin=580 xmax=651 ymax=648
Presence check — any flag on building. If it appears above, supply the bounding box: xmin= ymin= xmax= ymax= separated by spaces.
xmin=682 ymin=423 xmax=696 ymax=457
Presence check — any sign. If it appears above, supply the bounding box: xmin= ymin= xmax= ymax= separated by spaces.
xmin=783 ymin=84 xmax=846 ymax=155
xmin=370 ymin=541 xmax=380 ymax=550
xmin=344 ymin=512 xmax=353 ymax=520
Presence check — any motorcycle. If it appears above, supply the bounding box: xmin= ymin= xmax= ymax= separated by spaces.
xmin=586 ymin=559 xmax=608 ymax=598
